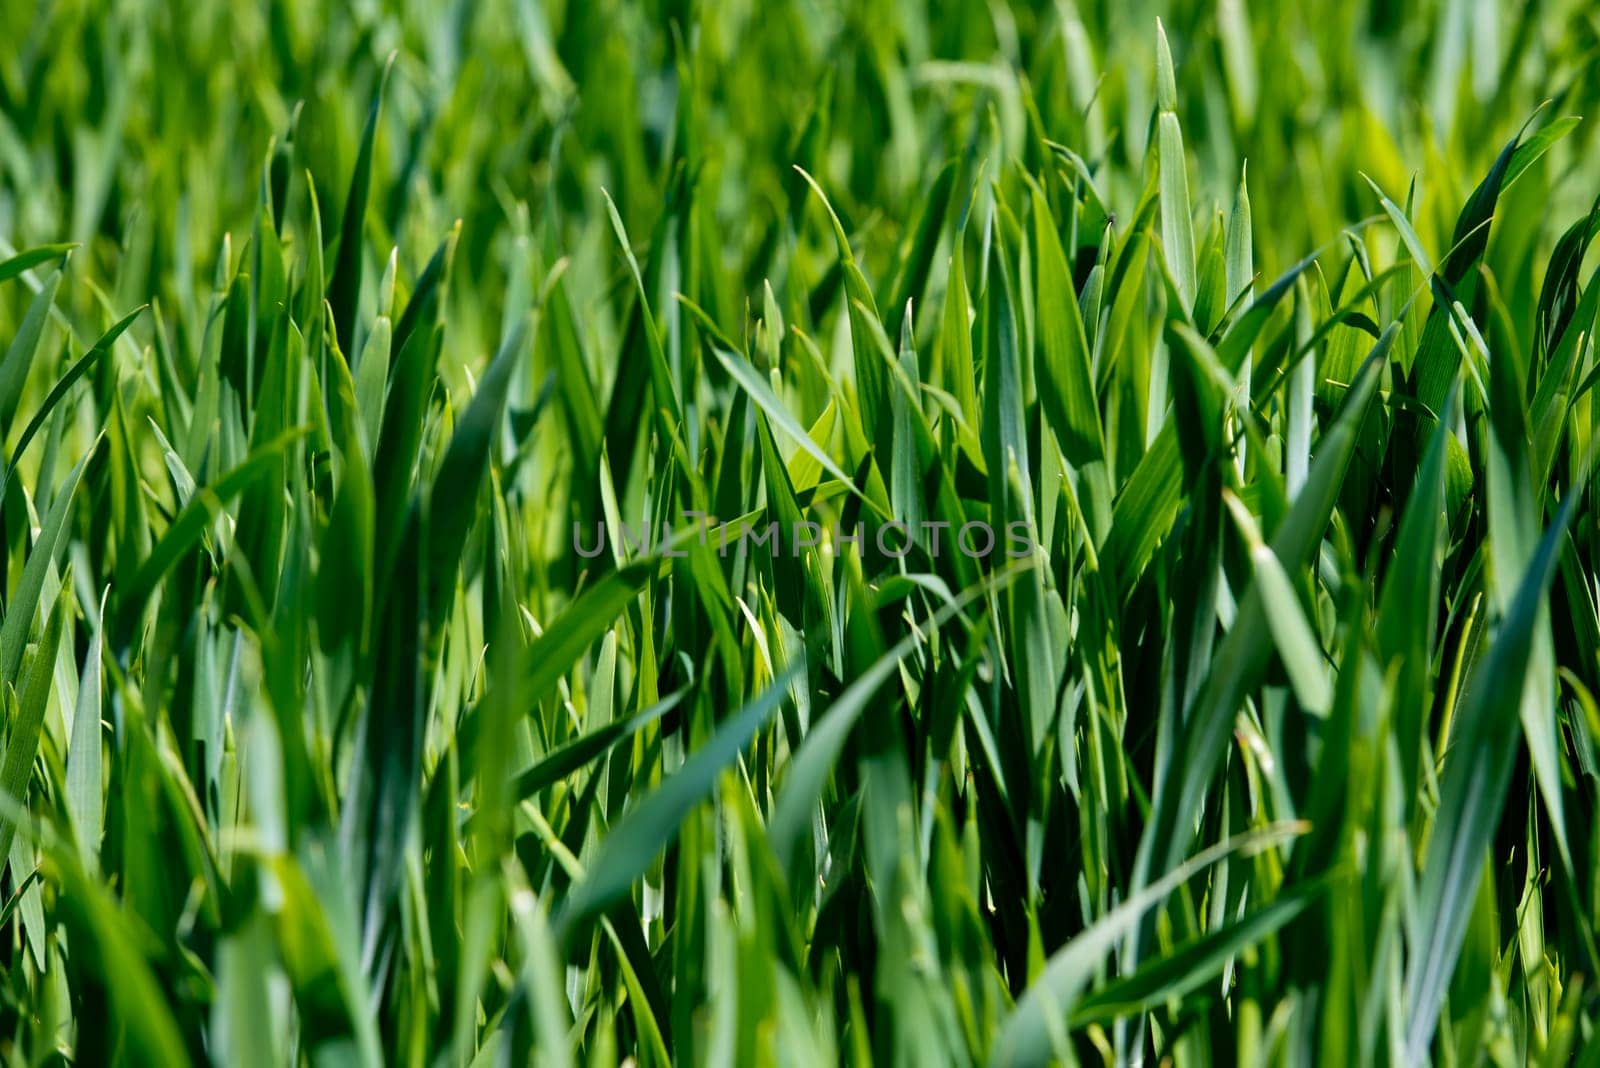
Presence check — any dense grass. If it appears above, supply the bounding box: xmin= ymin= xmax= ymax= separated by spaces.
xmin=2 ymin=0 xmax=1600 ymax=1063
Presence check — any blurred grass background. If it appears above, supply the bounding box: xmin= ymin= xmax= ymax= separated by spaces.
xmin=6 ymin=1 xmax=1598 ymax=355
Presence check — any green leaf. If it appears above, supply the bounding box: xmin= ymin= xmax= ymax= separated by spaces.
xmin=425 ymin=316 xmax=528 ymax=629
xmin=770 ymin=574 xmax=1003 ymax=879
xmin=4 ymin=305 xmax=143 ymax=484
xmin=66 ymin=589 xmax=107 ymax=871
xmin=525 ymin=559 xmax=654 ymax=703
xmin=0 ymin=446 xmax=94 ymax=685
xmin=1070 ymin=882 xmax=1323 ymax=1027
xmin=0 ymin=579 xmax=69 ymax=868
xmin=555 ymin=666 xmax=798 ymax=940
xmin=1030 ymin=181 xmax=1104 ymax=465
xmin=514 ymin=688 xmax=687 ymax=800
xmin=328 ymin=56 xmax=392 ymax=355
xmin=1155 ymin=19 xmax=1196 ymax=311
xmin=709 ymin=342 xmax=874 ymax=512
xmin=47 ymin=851 xmax=193 ymax=1066
xmin=1134 ymin=336 xmax=1386 ymax=891
xmin=992 ymin=823 xmax=1308 ymax=1066
xmin=0 ymin=244 xmax=75 ymax=287
xmin=114 ymin=428 xmax=308 ymax=644
xmin=1405 ymin=456 xmax=1591 ymax=1062
xmin=0 ymin=268 xmax=63 ymax=432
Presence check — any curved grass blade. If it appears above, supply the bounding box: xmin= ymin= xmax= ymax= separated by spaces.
xmin=328 ymin=55 xmax=393 ymax=355
xmin=991 ymin=823 xmax=1308 ymax=1067
xmin=0 ymin=268 xmax=63 ymax=432
xmin=769 ymin=570 xmax=1010 ymax=879
xmin=0 ymin=244 xmax=75 ymax=287
xmin=66 ymin=588 xmax=108 ymax=871
xmin=523 ymin=559 xmax=654 ymax=704
xmin=1029 ymin=181 xmax=1104 ymax=466
xmin=1155 ymin=20 xmax=1197 ymax=311
xmin=1405 ymin=462 xmax=1592 ymax=1062
xmin=0 ymin=579 xmax=69 ymax=868
xmin=3 ymin=305 xmax=143 ymax=489
xmin=1069 ymin=881 xmax=1324 ymax=1028
xmin=554 ymin=662 xmax=801 ymax=943
xmin=1133 ymin=336 xmax=1386 ymax=893
xmin=0 ymin=445 xmax=95 ymax=685
xmin=513 ymin=687 xmax=688 ymax=800
xmin=46 ymin=850 xmax=193 ymax=1066
xmin=114 ymin=428 xmax=309 ymax=645
xmin=425 ymin=316 xmax=527 ymax=629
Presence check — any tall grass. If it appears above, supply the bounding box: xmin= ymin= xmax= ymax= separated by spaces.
xmin=1 ymin=0 xmax=1600 ymax=1063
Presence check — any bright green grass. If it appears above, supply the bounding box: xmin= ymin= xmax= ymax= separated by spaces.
xmin=2 ymin=0 xmax=1600 ymax=1064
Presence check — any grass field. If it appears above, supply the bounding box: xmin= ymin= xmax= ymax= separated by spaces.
xmin=2 ymin=0 xmax=1600 ymax=1063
